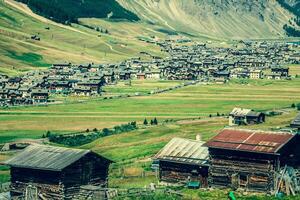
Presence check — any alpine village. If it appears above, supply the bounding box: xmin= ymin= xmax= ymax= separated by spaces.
xmin=0 ymin=0 xmax=300 ymax=200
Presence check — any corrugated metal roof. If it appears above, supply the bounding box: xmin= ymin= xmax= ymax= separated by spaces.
xmin=154 ymin=138 xmax=208 ymax=166
xmin=205 ymin=129 xmax=295 ymax=154
xmin=230 ymin=108 xmax=252 ymax=116
xmin=3 ymin=144 xmax=110 ymax=171
xmin=291 ymin=112 xmax=300 ymax=128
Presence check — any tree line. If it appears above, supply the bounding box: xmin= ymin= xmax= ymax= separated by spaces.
xmin=45 ymin=121 xmax=137 ymax=146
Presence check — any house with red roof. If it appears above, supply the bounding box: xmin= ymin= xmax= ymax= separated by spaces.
xmin=205 ymin=128 xmax=300 ymax=193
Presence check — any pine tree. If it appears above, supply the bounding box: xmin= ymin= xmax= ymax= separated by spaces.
xmin=153 ymin=117 xmax=158 ymax=125
xmin=143 ymin=119 xmax=148 ymax=125
xmin=150 ymin=119 xmax=154 ymax=125
xmin=291 ymin=103 xmax=296 ymax=108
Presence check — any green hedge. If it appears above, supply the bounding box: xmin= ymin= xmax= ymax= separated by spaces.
xmin=48 ymin=122 xmax=137 ymax=146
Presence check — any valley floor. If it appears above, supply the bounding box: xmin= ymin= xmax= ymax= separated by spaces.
xmin=0 ymin=79 xmax=300 ymax=199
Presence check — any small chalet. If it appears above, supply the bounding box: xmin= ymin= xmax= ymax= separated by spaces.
xmin=229 ymin=107 xmax=265 ymax=126
xmin=3 ymin=144 xmax=113 ymax=200
xmin=249 ymin=70 xmax=263 ymax=79
xmin=137 ymin=73 xmax=146 ymax=80
xmin=154 ymin=137 xmax=209 ymax=188
xmin=206 ymin=129 xmax=300 ymax=193
xmin=30 ymin=89 xmax=49 ymax=104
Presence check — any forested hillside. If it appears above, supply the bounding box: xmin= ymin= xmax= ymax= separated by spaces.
xmin=16 ymin=0 xmax=139 ymax=24
xmin=277 ymin=0 xmax=300 ymax=37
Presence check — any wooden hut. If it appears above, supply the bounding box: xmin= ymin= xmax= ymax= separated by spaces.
xmin=154 ymin=137 xmax=209 ymax=188
xmin=229 ymin=108 xmax=265 ymax=126
xmin=3 ymin=144 xmax=113 ymax=200
xmin=205 ymin=129 xmax=300 ymax=193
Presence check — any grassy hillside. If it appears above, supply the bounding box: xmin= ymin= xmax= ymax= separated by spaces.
xmin=0 ymin=0 xmax=166 ymax=75
xmin=118 ymin=0 xmax=294 ymax=39
xmin=16 ymin=0 xmax=139 ymax=23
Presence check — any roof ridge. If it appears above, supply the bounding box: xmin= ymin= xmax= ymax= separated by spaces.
xmin=222 ymin=128 xmax=292 ymax=135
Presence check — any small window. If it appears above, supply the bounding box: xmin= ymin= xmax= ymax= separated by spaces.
xmin=239 ymin=174 xmax=248 ymax=188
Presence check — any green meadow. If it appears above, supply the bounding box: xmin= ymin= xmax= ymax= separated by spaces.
xmin=0 ymin=78 xmax=300 ymax=140
xmin=0 ymin=79 xmax=300 ymax=199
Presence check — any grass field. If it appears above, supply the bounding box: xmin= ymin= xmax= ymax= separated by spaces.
xmin=0 ymin=79 xmax=299 ymax=142
xmin=0 ymin=79 xmax=300 ymax=199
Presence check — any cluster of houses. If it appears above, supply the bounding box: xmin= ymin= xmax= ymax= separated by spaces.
xmin=155 ymin=40 xmax=299 ymax=82
xmin=0 ymin=40 xmax=299 ymax=106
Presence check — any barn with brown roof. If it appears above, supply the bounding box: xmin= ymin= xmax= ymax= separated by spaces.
xmin=3 ymin=144 xmax=113 ymax=200
xmin=205 ymin=129 xmax=300 ymax=193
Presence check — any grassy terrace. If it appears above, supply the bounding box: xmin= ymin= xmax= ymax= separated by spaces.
xmin=0 ymin=78 xmax=300 ymax=142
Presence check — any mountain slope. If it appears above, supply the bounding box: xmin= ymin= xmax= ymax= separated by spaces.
xmin=118 ymin=0 xmax=295 ymax=39
xmin=0 ymin=0 xmax=165 ymax=75
xmin=16 ymin=0 xmax=139 ymax=24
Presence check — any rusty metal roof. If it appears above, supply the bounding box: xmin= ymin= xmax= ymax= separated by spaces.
xmin=205 ymin=129 xmax=295 ymax=154
xmin=154 ymin=137 xmax=208 ymax=166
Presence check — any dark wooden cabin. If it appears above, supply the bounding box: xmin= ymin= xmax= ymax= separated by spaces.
xmin=154 ymin=137 xmax=209 ymax=188
xmin=3 ymin=144 xmax=113 ymax=200
xmin=205 ymin=129 xmax=300 ymax=193
xmin=229 ymin=108 xmax=265 ymax=126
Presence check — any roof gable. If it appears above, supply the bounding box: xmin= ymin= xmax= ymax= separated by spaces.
xmin=291 ymin=112 xmax=300 ymax=128
xmin=4 ymin=145 xmax=111 ymax=171
xmin=154 ymin=137 xmax=208 ymax=165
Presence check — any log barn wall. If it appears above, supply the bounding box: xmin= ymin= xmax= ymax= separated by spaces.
xmin=159 ymin=160 xmax=208 ymax=187
xmin=205 ymin=128 xmax=300 ymax=193
xmin=208 ymin=149 xmax=278 ymax=192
